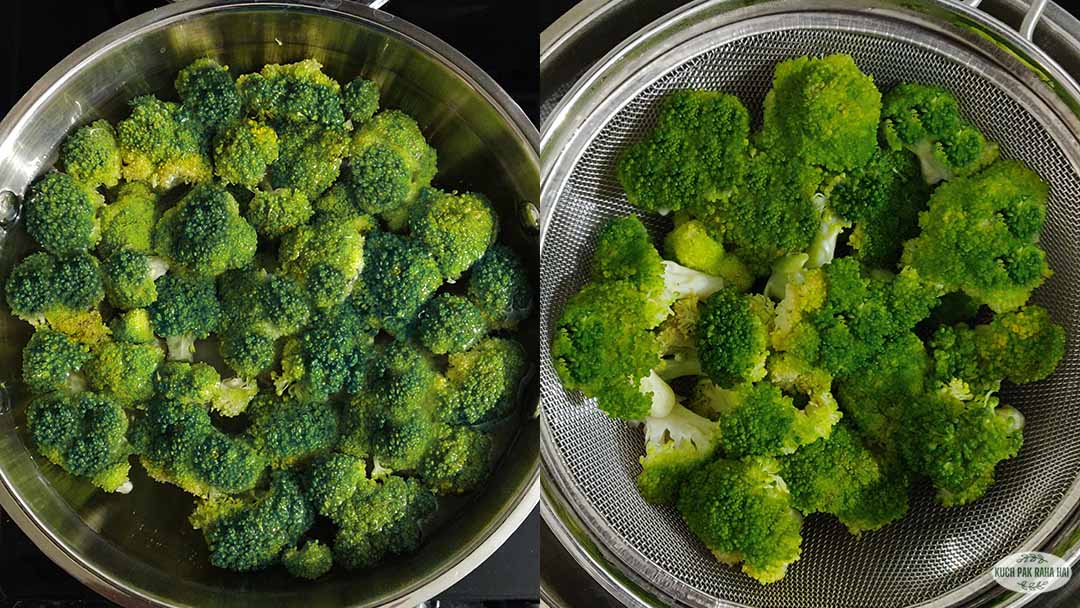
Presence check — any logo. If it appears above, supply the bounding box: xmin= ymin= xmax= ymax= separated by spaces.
xmin=992 ymin=551 xmax=1072 ymax=594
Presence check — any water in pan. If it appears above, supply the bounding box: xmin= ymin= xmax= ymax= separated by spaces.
xmin=540 ymin=27 xmax=1080 ymax=608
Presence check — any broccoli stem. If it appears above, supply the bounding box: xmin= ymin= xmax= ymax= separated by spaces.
xmin=911 ymin=139 xmax=951 ymax=185
xmin=639 ymin=370 xmax=676 ymax=418
xmin=661 ymin=260 xmax=725 ymax=302
xmin=764 ymin=254 xmax=809 ymax=301
xmin=657 ymin=352 xmax=702 ymax=381
xmin=997 ymin=406 xmax=1024 ymax=432
xmin=166 ymin=334 xmax=196 ymax=361
xmin=147 ymin=256 xmax=170 ymax=281
xmin=806 ymin=207 xmax=849 ymax=270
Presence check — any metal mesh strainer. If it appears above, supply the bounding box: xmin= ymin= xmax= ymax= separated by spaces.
xmin=540 ymin=2 xmax=1080 ymax=607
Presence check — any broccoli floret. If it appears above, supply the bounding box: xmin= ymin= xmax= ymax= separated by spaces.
xmin=414 ymin=293 xmax=487 ymax=355
xmin=418 ymin=424 xmax=492 ymax=495
xmin=761 ymin=54 xmax=881 ymax=172
xmin=175 ymin=58 xmax=242 ymax=130
xmin=217 ymin=270 xmax=312 ymax=377
xmin=147 ymin=273 xmax=221 ymax=360
xmin=267 ymin=121 xmax=350 ymax=199
xmin=247 ymin=394 xmax=339 ymax=468
xmin=358 ymin=231 xmax=443 ymax=335
xmin=116 ymin=95 xmax=212 ymax=190
xmin=677 ymin=456 xmax=803 ymax=584
xmin=830 ymin=148 xmax=930 ymax=268
xmin=282 ymin=540 xmax=333 ymax=580
xmin=696 ymin=288 xmax=768 ymax=386
xmin=900 ymin=380 xmax=1023 ymax=506
xmin=59 ymin=120 xmax=121 ymax=188
xmin=440 ymin=337 xmax=526 ymax=425
xmin=272 ymin=301 xmax=374 ymax=401
xmin=190 ymin=471 xmax=314 ymax=572
xmin=245 ymin=187 xmax=313 ymax=238
xmin=466 ymin=244 xmax=533 ymax=329
xmin=342 ymin=77 xmax=380 ymax=124
xmin=303 ymin=452 xmax=374 ymax=519
xmin=109 ymin=309 xmax=155 ymax=344
xmin=101 ymin=249 xmax=169 ymax=309
xmin=616 ymin=90 xmax=749 ymax=214
xmin=25 ymin=171 xmax=103 ymax=255
xmin=21 ymin=328 xmax=92 ymax=394
xmin=27 ymin=391 xmax=131 ymax=493
xmin=279 ymin=214 xmax=370 ymax=308
xmin=212 ymin=119 xmax=279 ymax=188
xmin=154 ymin=361 xmax=257 ymax=417
xmin=84 ymin=340 xmax=164 ymax=406
xmin=98 ymin=182 xmax=158 ymax=255
xmin=688 ymin=380 xmax=805 ymax=458
xmin=331 ymin=475 xmax=437 ymax=570
xmin=409 ymin=188 xmax=496 ymax=280
xmin=237 ymin=59 xmax=345 ymax=126
xmin=5 ymin=251 xmax=104 ymax=328
xmin=765 ymin=353 xmax=842 ymax=448
xmin=654 ymin=296 xmax=705 ymax=381
xmin=193 ymin=429 xmax=267 ymax=494
xmin=311 ymin=183 xmax=361 ymax=222
xmin=881 ymin=83 xmax=999 ymax=184
xmin=664 ymin=218 xmax=753 ymax=292
xmin=902 ymin=160 xmax=1050 ymax=312
xmin=636 ymin=402 xmax=718 ymax=505
xmin=347 ymin=110 xmax=437 ymax=228
xmin=153 ymin=183 xmax=257 ymax=276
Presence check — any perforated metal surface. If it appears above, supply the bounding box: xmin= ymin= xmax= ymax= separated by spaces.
xmin=540 ymin=15 xmax=1080 ymax=608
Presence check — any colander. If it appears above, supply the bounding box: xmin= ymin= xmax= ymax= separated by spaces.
xmin=0 ymin=1 xmax=539 ymax=606
xmin=539 ymin=1 xmax=1080 ymax=606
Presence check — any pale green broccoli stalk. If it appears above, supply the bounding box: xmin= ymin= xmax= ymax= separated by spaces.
xmin=881 ymin=82 xmax=999 ymax=184
xmin=636 ymin=401 xmax=718 ymax=505
xmin=418 ymin=424 xmax=492 ymax=495
xmin=175 ymin=58 xmax=243 ymax=129
xmin=466 ymin=244 xmax=533 ymax=329
xmin=267 ymin=121 xmax=350 ymax=199
xmin=98 ymin=182 xmax=158 ymax=255
xmin=664 ymin=219 xmax=752 ymax=292
xmin=805 ymin=196 xmax=850 ymax=270
xmin=25 ymin=171 xmax=103 ymax=255
xmin=440 ymin=337 xmax=527 ymax=425
xmin=237 ymin=59 xmax=345 ymax=126
xmin=153 ymin=183 xmax=257 ymax=276
xmin=414 ymin=293 xmax=488 ymax=355
xmin=245 ymin=188 xmax=313 ymax=238
xmin=109 ymin=309 xmax=156 ymax=344
xmin=21 ymin=328 xmax=92 ymax=394
xmin=147 ymin=273 xmax=221 ymax=361
xmin=59 ymin=120 xmax=121 ymax=188
xmin=116 ymin=95 xmax=212 ymax=190
xmin=347 ymin=110 xmax=437 ymax=229
xmin=342 ymin=77 xmax=380 ymax=124
xmin=282 ymin=540 xmax=333 ymax=580
xmin=902 ymin=159 xmax=1051 ymax=312
xmin=279 ymin=214 xmax=371 ymax=308
xmin=358 ymin=231 xmax=443 ymax=335
xmin=27 ymin=392 xmax=132 ymax=493
xmin=409 ymin=188 xmax=497 ymax=280
xmin=616 ymin=90 xmax=750 ymax=214
xmin=763 ymin=253 xmax=809 ymax=302
xmin=212 ymin=119 xmax=279 ymax=188
xmin=5 ymin=251 xmax=104 ymax=328
xmin=101 ymin=249 xmax=169 ymax=309
xmin=677 ymin=456 xmax=803 ymax=584
xmin=83 ymin=340 xmax=164 ymax=407
xmin=761 ymin=54 xmax=882 ymax=172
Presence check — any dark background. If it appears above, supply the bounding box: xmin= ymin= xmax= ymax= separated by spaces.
xmin=0 ymin=1 xmax=538 ymax=606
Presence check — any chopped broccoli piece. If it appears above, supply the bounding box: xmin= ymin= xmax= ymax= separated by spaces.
xmin=331 ymin=475 xmax=437 ymax=570
xmin=147 ymin=273 xmax=221 ymax=361
xmin=27 ymin=391 xmax=131 ymax=493
xmin=342 ymin=77 xmax=380 ymax=124
xmin=697 ymin=288 xmax=769 ymax=386
xmin=440 ymin=337 xmax=527 ymax=425
xmin=59 ymin=120 xmax=121 ymax=188
xmin=84 ymin=340 xmax=164 ymax=406
xmin=466 ymin=244 xmax=533 ymax=329
xmin=116 ymin=95 xmax=212 ymax=190
xmin=267 ymin=120 xmax=350 ymax=199
xmin=247 ymin=394 xmax=340 ymax=468
xmin=153 ymin=361 xmax=257 ymax=417
xmin=5 ymin=251 xmax=104 ymax=328
xmin=358 ymin=231 xmax=443 ymax=335
xmin=153 ymin=183 xmax=257 ymax=276
xmin=272 ymin=301 xmax=374 ymax=401
xmin=21 ymin=328 xmax=91 ymax=394
xmin=101 ymin=249 xmax=169 ymax=309
xmin=347 ymin=110 xmax=437 ymax=227
xmin=237 ymin=59 xmax=345 ymax=126
xmin=175 ymin=58 xmax=243 ymax=129
xmin=664 ymin=218 xmax=753 ymax=292
xmin=245 ymin=187 xmax=313 ymax=238
xmin=414 ymin=293 xmax=488 ymax=355
xmin=408 ymin=188 xmax=496 ymax=280
xmin=636 ymin=402 xmax=718 ymax=505
xmin=98 ymin=182 xmax=158 ymax=255
xmin=282 ymin=540 xmax=333 ymax=580
xmin=212 ymin=119 xmax=279 ymax=188
xmin=278 ymin=214 xmax=370 ymax=308
xmin=418 ymin=424 xmax=492 ymax=495
xmin=25 ymin=171 xmax=103 ymax=255
xmin=108 ymin=309 xmax=155 ymax=344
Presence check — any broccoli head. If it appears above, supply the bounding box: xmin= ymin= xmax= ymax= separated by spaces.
xmin=101 ymin=249 xmax=169 ymax=309
xmin=408 ymin=188 xmax=496 ymax=280
xmin=247 ymin=394 xmax=339 ymax=468
xmin=5 ymin=251 xmax=104 ymax=328
xmin=358 ymin=231 xmax=443 ymax=335
xmin=212 ymin=119 xmax=279 ymax=188
xmin=267 ymin=120 xmax=350 ymax=199
xmin=664 ymin=218 xmax=753 ymax=292
xmin=116 ymin=95 xmax=212 ymax=190
xmin=688 ymin=380 xmax=805 ymax=458
xmin=696 ymin=288 xmax=769 ymax=386
xmin=98 ymin=182 xmax=158 ymax=255
xmin=347 ymin=110 xmax=437 ymax=227
xmin=109 ymin=308 xmax=155 ymax=344
xmin=245 ymin=187 xmax=313 ymax=238
xmin=147 ymin=273 xmax=221 ymax=360
xmin=25 ymin=171 xmax=103 ymax=255
xmin=84 ymin=340 xmax=164 ymax=406
xmin=282 ymin=540 xmax=333 ymax=580
xmin=175 ymin=58 xmax=243 ymax=129
xmin=466 ymin=243 xmax=533 ymax=329
xmin=303 ymin=452 xmax=374 ymax=520
xmin=237 ymin=59 xmax=345 ymax=126
xmin=418 ymin=424 xmax=492 ymax=495
xmin=153 ymin=183 xmax=257 ymax=276
xmin=154 ymin=361 xmax=257 ymax=417
xmin=21 ymin=328 xmax=92 ymax=394
xmin=331 ymin=475 xmax=437 ymax=570
xmin=27 ymin=391 xmax=131 ymax=493
xmin=440 ymin=337 xmax=527 ymax=425
xmin=342 ymin=77 xmax=380 ymax=124
xmin=414 ymin=293 xmax=488 ymax=355
xmin=272 ymin=301 xmax=374 ymax=401
xmin=59 ymin=120 xmax=121 ymax=188
xmin=636 ymin=401 xmax=718 ymax=505
xmin=279 ymin=213 xmax=370 ymax=308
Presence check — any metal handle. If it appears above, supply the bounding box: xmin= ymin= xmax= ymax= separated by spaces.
xmin=964 ymin=0 xmax=1046 ymax=42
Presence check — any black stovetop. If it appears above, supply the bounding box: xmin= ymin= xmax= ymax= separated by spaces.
xmin=0 ymin=1 xmax=537 ymax=606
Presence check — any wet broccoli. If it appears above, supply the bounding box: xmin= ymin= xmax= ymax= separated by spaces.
xmin=440 ymin=337 xmax=527 ymax=426
xmin=83 ymin=340 xmax=164 ymax=406
xmin=98 ymin=182 xmax=158 ymax=255
xmin=212 ymin=119 xmax=279 ymax=188
xmin=24 ymin=171 xmax=103 ymax=255
xmin=408 ymin=188 xmax=496 ymax=280
xmin=414 ymin=293 xmax=488 ymax=355
xmin=27 ymin=391 xmax=131 ymax=493
xmin=268 ymin=120 xmax=351 ymax=201
xmin=109 ymin=308 xmax=156 ymax=344
xmin=342 ymin=77 xmax=380 ymax=124
xmin=278 ymin=214 xmax=371 ymax=308
xmin=21 ymin=328 xmax=92 ymax=394
xmin=152 ymin=183 xmax=257 ymax=276
xmin=116 ymin=95 xmax=212 ymax=190
xmin=238 ymin=59 xmax=345 ymax=126
xmin=244 ymin=187 xmax=312 ymax=239
xmin=347 ymin=110 xmax=437 ymax=228
xmin=59 ymin=120 xmax=121 ymax=189
xmin=418 ymin=424 xmax=491 ymax=495
xmin=147 ymin=273 xmax=221 ymax=361
xmin=5 ymin=251 xmax=104 ymax=329
xmin=358 ymin=231 xmax=443 ymax=336
xmin=175 ymin=58 xmax=243 ymax=130
xmin=247 ymin=394 xmax=340 ymax=468
xmin=282 ymin=540 xmax=333 ymax=580
xmin=101 ymin=249 xmax=169 ymax=309
xmin=272 ymin=301 xmax=374 ymax=401
xmin=466 ymin=244 xmax=533 ymax=329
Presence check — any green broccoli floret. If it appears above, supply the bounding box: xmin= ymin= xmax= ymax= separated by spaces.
xmin=216 ymin=270 xmax=312 ymax=377
xmin=696 ymin=288 xmax=768 ymax=385
xmin=193 ymin=429 xmax=268 ymax=494
xmin=282 ymin=540 xmax=333 ymax=580
xmin=303 ymin=452 xmax=374 ymax=519
xmin=116 ymin=95 xmax=212 ymax=190
xmin=331 ymin=475 xmax=437 ymax=570
xmin=190 ymin=471 xmax=314 ymax=572
xmin=636 ymin=402 xmax=718 ymax=505
xmin=677 ymin=456 xmax=803 ymax=584
xmin=212 ymin=119 xmax=279 ymax=188
xmin=21 ymin=328 xmax=92 ymax=394
xmin=409 ymin=188 xmax=496 ymax=280
xmin=358 ymin=231 xmax=443 ymax=335
xmin=780 ymin=421 xmax=909 ymax=535
xmin=881 ymin=83 xmax=999 ymax=184
xmin=5 ymin=251 xmax=104 ymax=328
xmin=247 ymin=394 xmax=339 ymax=468
xmin=101 ymin=249 xmax=169 ymax=309
xmin=418 ymin=424 xmax=491 ymax=495
xmin=342 ymin=77 xmax=380 ymax=124
xmin=245 ymin=188 xmax=313 ymax=238
xmin=154 ymin=361 xmax=257 ymax=417
xmin=267 ymin=121 xmax=350 ymax=199
xmin=109 ymin=309 xmax=156 ymax=344
xmin=688 ymin=380 xmax=810 ymax=458
xmin=761 ymin=54 xmax=881 ymax=172
xmin=466 ymin=243 xmax=533 ymax=329
xmin=279 ymin=214 xmax=371 ymax=308
xmin=98 ymin=182 xmax=158 ymax=255
xmin=440 ymin=337 xmax=527 ymax=425
xmin=664 ymin=218 xmax=753 ymax=292
xmin=272 ymin=301 xmax=374 ymax=401
xmin=311 ymin=183 xmax=361 ymax=222
xmin=59 ymin=120 xmax=121 ymax=188
xmin=900 ymin=380 xmax=1023 ymax=506
xmin=347 ymin=110 xmax=437 ymax=228
xmin=654 ymin=296 xmax=705 ymax=381
xmin=84 ymin=340 xmax=164 ymax=406
xmin=27 ymin=391 xmax=131 ymax=493
xmin=238 ymin=59 xmax=345 ymax=126
xmin=414 ymin=293 xmax=488 ymax=355
xmin=25 ymin=171 xmax=103 ymax=255
xmin=830 ymin=148 xmax=930 ymax=268
xmin=175 ymin=58 xmax=242 ymax=129
xmin=616 ymin=90 xmax=749 ymax=214
xmin=153 ymin=183 xmax=257 ymax=276
xmin=902 ymin=160 xmax=1050 ymax=312
xmin=147 ymin=273 xmax=221 ymax=360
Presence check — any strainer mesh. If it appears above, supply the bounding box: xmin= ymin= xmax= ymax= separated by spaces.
xmin=540 ymin=26 xmax=1080 ymax=608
